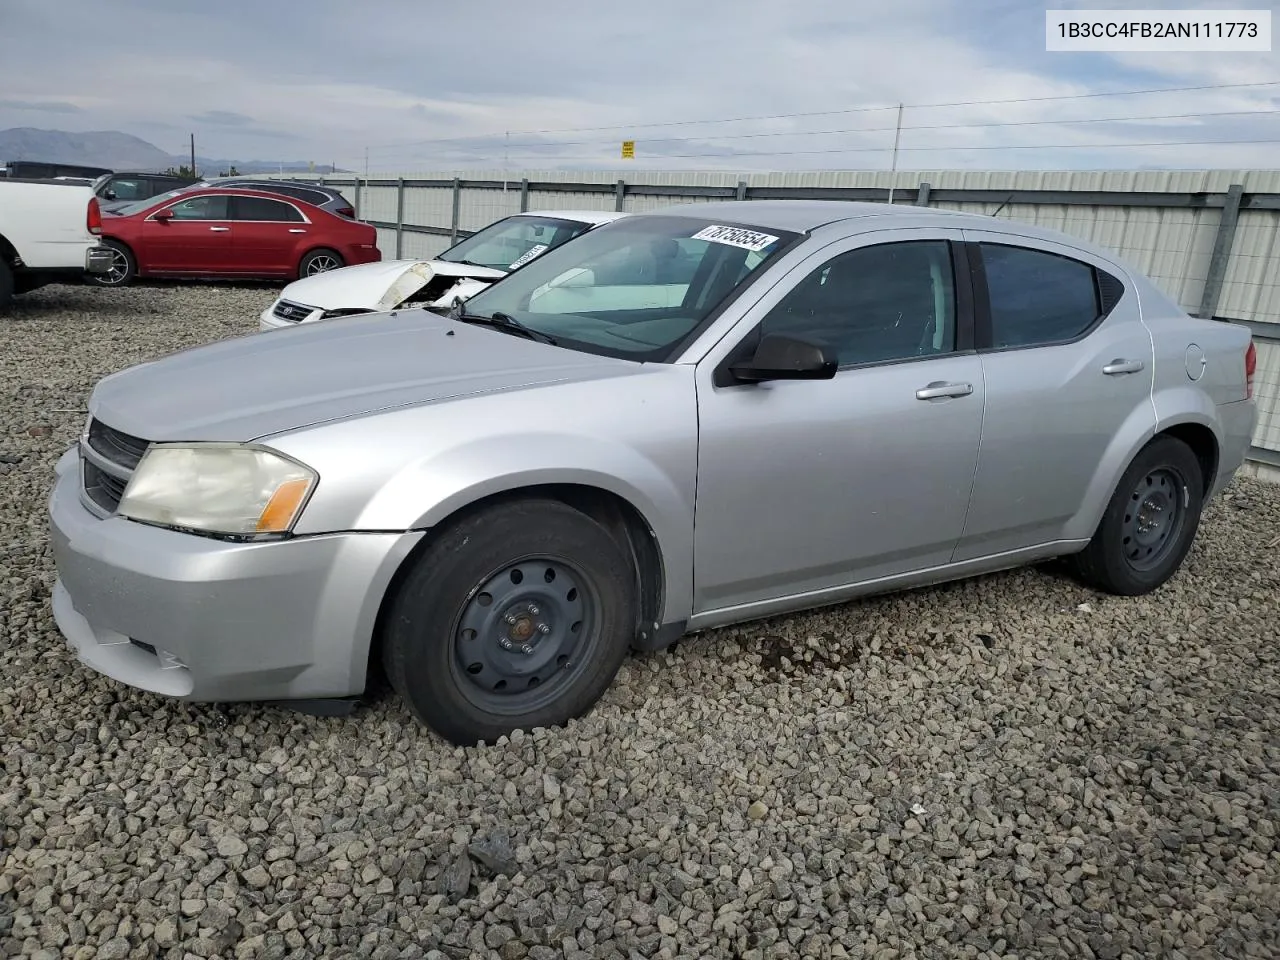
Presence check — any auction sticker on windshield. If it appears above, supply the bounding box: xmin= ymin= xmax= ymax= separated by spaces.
xmin=509 ymin=244 xmax=549 ymax=269
xmin=692 ymin=224 xmax=779 ymax=252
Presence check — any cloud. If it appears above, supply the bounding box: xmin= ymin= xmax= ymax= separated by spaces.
xmin=0 ymin=0 xmax=1276 ymax=172
xmin=0 ymin=98 xmax=83 ymax=114
xmin=189 ymin=109 xmax=253 ymax=126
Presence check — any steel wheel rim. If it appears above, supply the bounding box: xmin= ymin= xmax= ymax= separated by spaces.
xmin=450 ymin=556 xmax=599 ymax=715
xmin=1121 ymin=466 xmax=1187 ymax=572
xmin=99 ymin=249 xmax=130 ymax=285
xmin=305 ymin=255 xmax=340 ymax=276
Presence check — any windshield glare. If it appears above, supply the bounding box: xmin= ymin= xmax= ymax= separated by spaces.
xmin=459 ymin=215 xmax=798 ymax=361
xmin=439 ymin=215 xmax=594 ymax=271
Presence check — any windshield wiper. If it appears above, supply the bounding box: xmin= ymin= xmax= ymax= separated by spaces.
xmin=453 ymin=309 xmax=558 ymax=346
xmin=445 ymin=258 xmax=494 ymax=270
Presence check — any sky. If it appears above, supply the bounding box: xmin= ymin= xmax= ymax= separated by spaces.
xmin=0 ymin=0 xmax=1278 ymax=173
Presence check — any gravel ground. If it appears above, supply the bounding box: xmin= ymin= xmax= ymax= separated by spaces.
xmin=2 ymin=281 xmax=1279 ymax=960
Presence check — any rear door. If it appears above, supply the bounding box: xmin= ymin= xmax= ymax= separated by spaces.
xmin=227 ymin=195 xmax=309 ymax=276
xmin=141 ymin=194 xmax=233 ymax=274
xmin=952 ymin=230 xmax=1154 ymax=561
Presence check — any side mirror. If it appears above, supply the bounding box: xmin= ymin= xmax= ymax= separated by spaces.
xmin=104 ymin=189 xmax=117 ymax=200
xmin=152 ymin=208 xmax=174 ymax=221
xmin=728 ymin=333 xmax=838 ymax=383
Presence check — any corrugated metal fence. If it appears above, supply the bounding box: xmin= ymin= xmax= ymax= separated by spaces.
xmin=276 ymin=168 xmax=1280 ymax=480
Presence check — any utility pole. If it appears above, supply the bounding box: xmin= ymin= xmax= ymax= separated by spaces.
xmin=886 ymin=103 xmax=903 ymax=204
xmin=503 ymin=130 xmax=510 ymax=194
xmin=190 ymin=133 xmax=197 ymax=177
xmin=364 ymin=146 xmax=369 ymax=178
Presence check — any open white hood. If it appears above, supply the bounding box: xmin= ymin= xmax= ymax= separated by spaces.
xmin=281 ymin=257 xmax=509 ymax=315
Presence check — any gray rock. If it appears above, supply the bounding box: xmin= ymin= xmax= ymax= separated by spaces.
xmin=437 ymin=854 xmax=472 ymax=902
xmin=468 ymin=830 xmax=518 ymax=876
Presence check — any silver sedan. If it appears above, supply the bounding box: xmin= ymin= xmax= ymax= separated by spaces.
xmin=48 ymin=200 xmax=1257 ymax=745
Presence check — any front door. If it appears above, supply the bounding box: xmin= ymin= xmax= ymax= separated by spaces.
xmin=142 ymin=194 xmax=233 ymax=274
xmin=692 ymin=229 xmax=986 ymax=616
xmin=952 ymin=230 xmax=1156 ymax=561
xmin=226 ymin=195 xmax=309 ymax=276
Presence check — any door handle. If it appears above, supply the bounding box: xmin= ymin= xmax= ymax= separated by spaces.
xmin=1102 ymin=359 xmax=1144 ymax=375
xmin=915 ymin=381 xmax=974 ymax=400
xmin=288 ymin=228 xmax=306 ymax=233
xmin=209 ymin=226 xmax=230 ymax=232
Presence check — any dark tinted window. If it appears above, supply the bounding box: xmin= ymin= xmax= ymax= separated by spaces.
xmin=233 ymin=196 xmax=304 ymax=222
xmin=760 ymin=240 xmax=956 ymax=367
xmin=166 ymin=195 xmax=229 ymax=220
xmin=981 ymin=244 xmax=1101 ymax=348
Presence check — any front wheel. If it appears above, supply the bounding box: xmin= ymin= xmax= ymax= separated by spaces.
xmin=0 ymin=259 xmax=12 ymax=310
xmin=1067 ymin=435 xmax=1204 ymax=595
xmin=87 ymin=239 xmax=135 ymax=287
xmin=382 ymin=498 xmax=638 ymax=746
xmin=298 ymin=248 xmax=344 ymax=278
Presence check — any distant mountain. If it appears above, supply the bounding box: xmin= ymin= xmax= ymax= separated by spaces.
xmin=0 ymin=127 xmax=346 ymax=176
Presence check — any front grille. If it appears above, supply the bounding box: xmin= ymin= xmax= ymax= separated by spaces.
xmin=273 ymin=300 xmax=313 ymax=323
xmin=87 ymin=418 xmax=149 ymax=470
xmin=81 ymin=417 xmax=151 ymax=514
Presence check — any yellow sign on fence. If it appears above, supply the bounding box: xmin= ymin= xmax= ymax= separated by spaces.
xmin=621 ymin=140 xmax=635 ymax=159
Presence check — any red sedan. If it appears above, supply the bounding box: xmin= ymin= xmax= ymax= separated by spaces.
xmin=90 ymin=186 xmax=381 ymax=287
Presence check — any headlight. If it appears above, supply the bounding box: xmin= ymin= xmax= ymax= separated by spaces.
xmin=117 ymin=443 xmax=318 ymax=538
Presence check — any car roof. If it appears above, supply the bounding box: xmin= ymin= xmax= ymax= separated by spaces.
xmin=638 ymin=199 xmax=1125 ymax=262
xmin=211 ymin=177 xmax=342 ymax=191
xmin=111 ymin=171 xmax=193 ymax=177
xmin=514 ymin=209 xmax=627 ymax=225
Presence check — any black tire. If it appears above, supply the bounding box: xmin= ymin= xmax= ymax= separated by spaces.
xmin=0 ymin=259 xmax=12 ymax=311
xmin=298 ymin=248 xmax=344 ymax=279
xmin=1067 ymin=435 xmax=1205 ymax=595
xmin=382 ymin=498 xmax=637 ymax=745
xmin=87 ymin=239 xmax=135 ymax=287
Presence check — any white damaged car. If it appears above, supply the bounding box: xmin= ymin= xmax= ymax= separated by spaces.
xmin=260 ymin=209 xmax=626 ymax=330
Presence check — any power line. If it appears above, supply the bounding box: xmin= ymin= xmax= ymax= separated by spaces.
xmin=360 ymin=108 xmax=1279 ymax=159
xmin=401 ymin=136 xmax=1280 ymax=165
xmin=363 ymin=79 xmax=1280 ymax=152
xmin=625 ymin=136 xmax=1280 ymax=159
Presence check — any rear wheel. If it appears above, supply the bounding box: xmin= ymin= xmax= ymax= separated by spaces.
xmin=299 ymin=248 xmax=344 ymax=278
xmin=87 ymin=239 xmax=135 ymax=287
xmin=381 ymin=498 xmax=637 ymax=745
xmin=1067 ymin=435 xmax=1204 ymax=595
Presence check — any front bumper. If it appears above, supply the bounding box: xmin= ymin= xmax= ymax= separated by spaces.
xmin=84 ymin=244 xmax=113 ymax=274
xmin=48 ymin=448 xmax=423 ymax=702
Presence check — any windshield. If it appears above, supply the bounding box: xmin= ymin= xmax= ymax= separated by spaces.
xmin=438 ymin=215 xmax=595 ymax=272
xmin=109 ymin=189 xmax=192 ymax=216
xmin=458 ymin=214 xmax=800 ymax=362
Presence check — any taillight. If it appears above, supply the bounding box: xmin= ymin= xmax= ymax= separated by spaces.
xmin=87 ymin=197 xmax=102 ymax=235
xmin=338 ymin=207 xmax=355 ymax=219
xmin=1246 ymin=339 xmax=1257 ymax=399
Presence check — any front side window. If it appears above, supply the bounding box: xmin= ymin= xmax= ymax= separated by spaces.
xmin=459 ymin=215 xmax=800 ymax=361
xmin=165 ymin=195 xmax=229 ymax=220
xmin=439 ymin=216 xmax=593 ymax=272
xmin=981 ymin=243 xmax=1101 ymax=348
xmin=759 ymin=240 xmax=957 ymax=367
xmin=233 ymin=196 xmax=304 ymax=222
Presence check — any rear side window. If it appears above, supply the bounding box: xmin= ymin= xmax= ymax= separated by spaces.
xmin=979 ymin=243 xmax=1103 ymax=349
xmin=233 ymin=196 xmax=304 ymax=222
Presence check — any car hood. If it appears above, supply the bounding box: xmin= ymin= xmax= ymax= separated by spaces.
xmin=88 ymin=310 xmax=640 ymax=443
xmin=281 ymin=258 xmax=508 ymax=312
